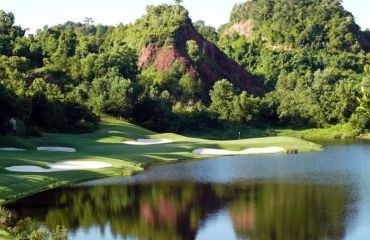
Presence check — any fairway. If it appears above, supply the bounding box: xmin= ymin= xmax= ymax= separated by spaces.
xmin=0 ymin=117 xmax=322 ymax=204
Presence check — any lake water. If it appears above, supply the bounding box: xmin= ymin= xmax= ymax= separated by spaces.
xmin=7 ymin=142 xmax=370 ymax=240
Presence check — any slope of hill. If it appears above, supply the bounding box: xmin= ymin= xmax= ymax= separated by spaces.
xmin=224 ymin=0 xmax=370 ymax=52
xmin=121 ymin=4 xmax=264 ymax=95
xmin=217 ymin=0 xmax=370 ymax=128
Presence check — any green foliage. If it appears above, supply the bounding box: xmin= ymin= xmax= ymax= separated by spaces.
xmin=0 ymin=207 xmax=16 ymax=229
xmin=80 ymin=45 xmax=138 ymax=81
xmin=231 ymin=91 xmax=261 ymax=124
xmin=88 ymin=70 xmax=136 ymax=118
xmin=0 ymin=10 xmax=25 ymax=55
xmin=209 ymin=79 xmax=237 ymax=121
xmin=0 ymin=84 xmax=16 ymax=134
xmin=209 ymin=79 xmax=261 ymax=127
xmin=123 ymin=4 xmax=189 ymax=50
xmin=179 ymin=73 xmax=202 ymax=101
xmin=0 ymin=1 xmax=369 ymax=135
xmin=193 ymin=20 xmax=219 ymax=43
xmin=7 ymin=217 xmax=68 ymax=240
xmin=356 ymin=87 xmax=370 ymax=117
xmin=133 ymin=95 xmax=173 ymax=132
xmin=186 ymin=40 xmax=201 ymax=62
xmin=351 ymin=70 xmax=370 ymax=131
xmin=8 ymin=217 xmax=40 ymax=240
xmin=218 ymin=0 xmax=370 ymax=128
xmin=228 ymin=0 xmax=364 ymax=52
xmin=48 ymin=226 xmax=68 ymax=240
xmin=138 ymin=62 xmax=186 ymax=102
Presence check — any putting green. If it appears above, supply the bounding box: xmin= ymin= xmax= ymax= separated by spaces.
xmin=0 ymin=117 xmax=322 ymax=204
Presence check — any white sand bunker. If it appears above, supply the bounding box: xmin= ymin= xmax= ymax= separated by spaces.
xmin=193 ymin=147 xmax=285 ymax=156
xmin=123 ymin=138 xmax=173 ymax=145
xmin=37 ymin=147 xmax=76 ymax=153
xmin=5 ymin=161 xmax=112 ymax=173
xmin=0 ymin=148 xmax=26 ymax=151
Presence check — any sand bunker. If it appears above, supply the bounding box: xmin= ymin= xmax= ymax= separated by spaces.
xmin=37 ymin=147 xmax=76 ymax=153
xmin=123 ymin=138 xmax=173 ymax=145
xmin=5 ymin=161 xmax=112 ymax=173
xmin=192 ymin=147 xmax=285 ymax=156
xmin=0 ymin=148 xmax=26 ymax=151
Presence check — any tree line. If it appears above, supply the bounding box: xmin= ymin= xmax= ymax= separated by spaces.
xmin=0 ymin=2 xmax=369 ymax=137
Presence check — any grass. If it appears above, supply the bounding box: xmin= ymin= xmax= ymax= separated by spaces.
xmin=186 ymin=123 xmax=369 ymax=141
xmin=0 ymin=117 xmax=321 ymax=205
xmin=274 ymin=123 xmax=362 ymax=140
xmin=0 ymin=230 xmax=13 ymax=240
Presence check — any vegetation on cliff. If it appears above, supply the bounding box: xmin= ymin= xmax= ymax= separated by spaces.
xmin=0 ymin=1 xmax=369 ymax=136
xmin=218 ymin=0 xmax=370 ymax=132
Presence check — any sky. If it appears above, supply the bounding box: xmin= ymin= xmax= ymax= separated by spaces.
xmin=0 ymin=0 xmax=369 ymax=34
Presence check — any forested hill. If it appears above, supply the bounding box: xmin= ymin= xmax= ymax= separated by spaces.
xmin=117 ymin=4 xmax=263 ymax=94
xmin=225 ymin=0 xmax=370 ymax=52
xmin=0 ymin=1 xmax=369 ymax=137
xmin=0 ymin=4 xmax=263 ymax=135
xmin=218 ymin=0 xmax=370 ymax=129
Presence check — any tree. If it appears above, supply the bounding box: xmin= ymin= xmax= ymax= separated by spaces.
xmin=175 ymin=0 xmax=183 ymax=5
xmin=209 ymin=79 xmax=237 ymax=121
xmin=194 ymin=20 xmax=218 ymax=43
xmin=88 ymin=70 xmax=136 ymax=117
xmin=357 ymin=86 xmax=370 ymax=117
xmin=186 ymin=40 xmax=201 ymax=62
xmin=179 ymin=73 xmax=202 ymax=101
xmin=0 ymin=84 xmax=16 ymax=135
xmin=231 ymin=91 xmax=261 ymax=124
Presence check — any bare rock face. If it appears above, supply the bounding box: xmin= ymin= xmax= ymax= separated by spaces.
xmin=226 ymin=20 xmax=254 ymax=38
xmin=138 ymin=22 xmax=265 ymax=95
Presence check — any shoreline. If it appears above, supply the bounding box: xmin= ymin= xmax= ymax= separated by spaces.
xmin=0 ymin=118 xmax=322 ymax=205
xmin=1 ymin=148 xmax=315 ymax=205
xmin=2 ymin=149 xmax=301 ymax=205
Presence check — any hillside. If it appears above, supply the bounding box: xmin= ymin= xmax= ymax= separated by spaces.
xmin=0 ymin=2 xmax=369 ymax=136
xmin=218 ymin=0 xmax=370 ymax=129
xmin=120 ymin=4 xmax=264 ymax=95
xmin=225 ymin=0 xmax=370 ymax=52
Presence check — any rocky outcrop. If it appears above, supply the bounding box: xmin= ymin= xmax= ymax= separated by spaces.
xmin=138 ymin=22 xmax=264 ymax=95
xmin=226 ymin=20 xmax=254 ymax=38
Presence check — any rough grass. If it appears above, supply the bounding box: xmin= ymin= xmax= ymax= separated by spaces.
xmin=274 ymin=123 xmax=362 ymax=140
xmin=0 ymin=117 xmax=321 ymax=204
xmin=186 ymin=123 xmax=368 ymax=141
xmin=0 ymin=230 xmax=13 ymax=240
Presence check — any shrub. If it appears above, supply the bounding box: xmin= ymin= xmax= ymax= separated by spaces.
xmin=7 ymin=217 xmax=68 ymax=240
xmin=27 ymin=126 xmax=42 ymax=137
xmin=286 ymin=149 xmax=299 ymax=154
xmin=349 ymin=113 xmax=370 ymax=133
xmin=0 ymin=207 xmax=16 ymax=229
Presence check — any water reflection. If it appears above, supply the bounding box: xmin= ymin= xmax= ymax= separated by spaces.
xmin=8 ymin=181 xmax=351 ymax=240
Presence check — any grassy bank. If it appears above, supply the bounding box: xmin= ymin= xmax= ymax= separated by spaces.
xmin=0 ymin=117 xmax=321 ymax=204
xmin=185 ymin=123 xmax=369 ymax=141
xmin=275 ymin=124 xmax=366 ymax=140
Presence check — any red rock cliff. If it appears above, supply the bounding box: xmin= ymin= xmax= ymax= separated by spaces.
xmin=138 ymin=22 xmax=264 ymax=95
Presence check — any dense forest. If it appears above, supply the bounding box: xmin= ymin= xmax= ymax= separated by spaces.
xmin=219 ymin=0 xmax=370 ymax=130
xmin=0 ymin=0 xmax=369 ymax=137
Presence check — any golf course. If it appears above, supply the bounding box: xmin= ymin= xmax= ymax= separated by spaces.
xmin=0 ymin=117 xmax=321 ymax=204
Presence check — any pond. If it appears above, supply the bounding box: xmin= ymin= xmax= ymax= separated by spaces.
xmin=7 ymin=142 xmax=370 ymax=240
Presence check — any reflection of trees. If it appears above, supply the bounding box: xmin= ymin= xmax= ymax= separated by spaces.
xmin=9 ymin=182 xmax=224 ymax=240
xmin=8 ymin=182 xmax=350 ymax=240
xmin=228 ymin=183 xmax=350 ymax=240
